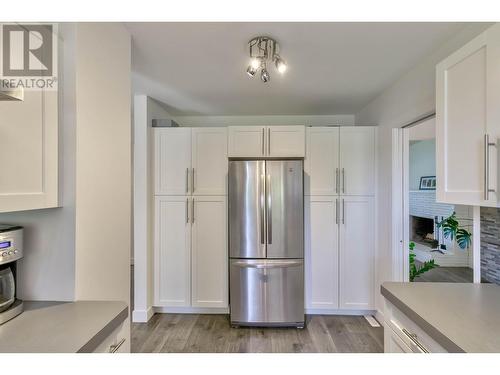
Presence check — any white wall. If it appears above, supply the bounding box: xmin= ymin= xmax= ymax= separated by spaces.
xmin=133 ymin=95 xmax=171 ymax=322
xmin=355 ymin=23 xmax=491 ymax=315
xmin=409 ymin=139 xmax=436 ymax=191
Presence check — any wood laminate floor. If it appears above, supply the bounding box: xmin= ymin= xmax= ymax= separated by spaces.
xmin=413 ymin=264 xmax=473 ymax=283
xmin=132 ymin=314 xmax=384 ymax=353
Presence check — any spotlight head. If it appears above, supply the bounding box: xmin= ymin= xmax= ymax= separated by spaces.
xmin=246 ymin=64 xmax=257 ymax=77
xmin=275 ymin=56 xmax=287 ymax=74
xmin=250 ymin=58 xmax=260 ymax=69
xmin=260 ymin=67 xmax=270 ymax=83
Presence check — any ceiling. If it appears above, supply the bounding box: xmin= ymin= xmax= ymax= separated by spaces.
xmin=126 ymin=22 xmax=468 ymax=116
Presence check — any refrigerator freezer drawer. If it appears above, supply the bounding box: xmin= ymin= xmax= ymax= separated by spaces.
xmin=230 ymin=259 xmax=304 ymax=326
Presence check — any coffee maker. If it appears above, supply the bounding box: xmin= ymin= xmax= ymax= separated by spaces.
xmin=0 ymin=224 xmax=24 ymax=325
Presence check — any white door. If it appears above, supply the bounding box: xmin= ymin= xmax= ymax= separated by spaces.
xmin=305 ymin=127 xmax=339 ymax=195
xmin=268 ymin=126 xmax=305 ymax=157
xmin=192 ymin=128 xmax=228 ymax=195
xmin=436 ymin=24 xmax=500 ymax=207
xmin=228 ymin=126 xmax=265 ymax=157
xmin=339 ymin=127 xmax=375 ymax=196
xmin=339 ymin=196 xmax=374 ymax=310
xmin=191 ymin=196 xmax=228 ymax=308
xmin=305 ymin=196 xmax=339 ymax=310
xmin=154 ymin=196 xmax=191 ymax=307
xmin=154 ymin=128 xmax=192 ymax=195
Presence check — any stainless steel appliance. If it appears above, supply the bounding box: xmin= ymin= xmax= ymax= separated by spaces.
xmin=229 ymin=160 xmax=304 ymax=327
xmin=0 ymin=224 xmax=24 ymax=325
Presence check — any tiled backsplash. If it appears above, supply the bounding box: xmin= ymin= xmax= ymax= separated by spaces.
xmin=409 ymin=191 xmax=454 ymax=219
xmin=481 ymin=207 xmax=500 ymax=284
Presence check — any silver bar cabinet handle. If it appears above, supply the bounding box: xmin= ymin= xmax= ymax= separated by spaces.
xmin=262 ymin=128 xmax=265 ymax=155
xmin=484 ymin=134 xmax=496 ymax=200
xmin=342 ymin=198 xmax=345 ymax=224
xmin=268 ymin=128 xmax=271 ymax=155
xmin=185 ymin=168 xmax=189 ymax=193
xmin=267 ymin=173 xmax=272 ymax=244
xmin=186 ymin=198 xmax=189 ymax=223
xmin=336 ymin=198 xmax=339 ymax=224
xmin=402 ymin=328 xmax=429 ymax=353
xmin=192 ymin=168 xmax=195 ymax=194
xmin=109 ymin=338 xmax=126 ymax=353
xmin=191 ymin=198 xmax=195 ymax=223
xmin=336 ymin=168 xmax=339 ymax=194
xmin=342 ymin=168 xmax=345 ymax=193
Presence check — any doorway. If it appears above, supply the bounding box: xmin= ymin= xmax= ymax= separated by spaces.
xmin=392 ymin=115 xmax=481 ymax=283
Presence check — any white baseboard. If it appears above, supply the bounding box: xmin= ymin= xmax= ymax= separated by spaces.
xmin=132 ymin=307 xmax=154 ymax=323
xmin=154 ymin=306 xmax=230 ymax=314
xmin=305 ymin=308 xmax=376 ymax=316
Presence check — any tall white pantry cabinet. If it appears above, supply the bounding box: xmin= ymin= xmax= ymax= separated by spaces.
xmin=154 ymin=127 xmax=228 ymax=310
xmin=304 ymin=127 xmax=376 ymax=312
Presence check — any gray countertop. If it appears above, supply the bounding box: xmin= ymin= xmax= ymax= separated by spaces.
xmin=381 ymin=282 xmax=500 ymax=353
xmin=0 ymin=300 xmax=128 ymax=353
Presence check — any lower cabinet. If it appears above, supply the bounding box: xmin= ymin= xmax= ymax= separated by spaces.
xmin=305 ymin=195 xmax=374 ymax=312
xmin=154 ymin=195 xmax=228 ymax=309
xmin=92 ymin=323 xmax=129 ymax=353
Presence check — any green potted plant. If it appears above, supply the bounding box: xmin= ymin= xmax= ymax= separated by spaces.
xmin=409 ymin=241 xmax=438 ymax=282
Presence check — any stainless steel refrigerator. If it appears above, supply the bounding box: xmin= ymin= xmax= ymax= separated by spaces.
xmin=228 ymin=159 xmax=304 ymax=327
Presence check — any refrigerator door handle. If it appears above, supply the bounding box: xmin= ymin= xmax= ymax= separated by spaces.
xmin=267 ymin=173 xmax=272 ymax=245
xmin=260 ymin=171 xmax=266 ymax=245
xmin=232 ymin=260 xmax=303 ymax=269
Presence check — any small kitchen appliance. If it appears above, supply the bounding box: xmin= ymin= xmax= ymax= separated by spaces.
xmin=0 ymin=224 xmax=24 ymax=325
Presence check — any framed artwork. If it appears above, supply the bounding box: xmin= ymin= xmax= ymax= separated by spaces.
xmin=419 ymin=176 xmax=436 ymax=190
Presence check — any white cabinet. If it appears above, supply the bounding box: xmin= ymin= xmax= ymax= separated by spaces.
xmin=154 ymin=196 xmax=191 ymax=307
xmin=267 ymin=126 xmax=306 ymax=157
xmin=192 ymin=128 xmax=228 ymax=195
xmin=154 ymin=128 xmax=191 ymax=195
xmin=92 ymin=323 xmax=128 ymax=353
xmin=305 ymin=196 xmax=339 ymax=310
xmin=305 ymin=127 xmax=339 ymax=195
xmin=339 ymin=196 xmax=374 ymax=310
xmin=228 ymin=125 xmax=305 ymax=157
xmin=436 ymin=23 xmax=500 ymax=207
xmin=191 ymin=196 xmax=228 ymax=308
xmin=0 ymin=90 xmax=58 ymax=213
xmin=227 ymin=126 xmax=265 ymax=157
xmin=154 ymin=127 xmax=227 ymax=196
xmin=305 ymin=126 xmax=375 ymax=196
xmin=339 ymin=127 xmax=376 ymax=196
xmin=385 ymin=328 xmax=413 ymax=353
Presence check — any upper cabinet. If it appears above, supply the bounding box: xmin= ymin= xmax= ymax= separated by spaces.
xmin=305 ymin=126 xmax=375 ymax=196
xmin=154 ymin=127 xmax=228 ymax=196
xmin=436 ymin=23 xmax=500 ymax=207
xmin=228 ymin=125 xmax=305 ymax=157
xmin=0 ymin=89 xmax=58 ymax=213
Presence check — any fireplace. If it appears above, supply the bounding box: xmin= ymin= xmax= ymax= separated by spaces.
xmin=410 ymin=215 xmax=439 ymax=248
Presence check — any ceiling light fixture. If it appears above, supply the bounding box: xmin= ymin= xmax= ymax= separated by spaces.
xmin=246 ymin=36 xmax=287 ymax=83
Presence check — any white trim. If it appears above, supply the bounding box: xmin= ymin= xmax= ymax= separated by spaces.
xmin=154 ymin=306 xmax=230 ymax=314
xmin=402 ymin=128 xmax=410 ymax=282
xmin=305 ymin=309 xmax=376 ymax=316
xmin=132 ymin=307 xmax=154 ymax=323
xmin=473 ymin=206 xmax=481 ymax=283
xmin=391 ymin=128 xmax=405 ymax=282
xmin=375 ymin=309 xmax=385 ymax=327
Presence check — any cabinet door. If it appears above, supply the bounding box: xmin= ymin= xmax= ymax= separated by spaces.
xmin=436 ymin=24 xmax=500 ymax=207
xmin=305 ymin=196 xmax=339 ymax=310
xmin=228 ymin=126 xmax=265 ymax=157
xmin=305 ymin=127 xmax=339 ymax=195
xmin=339 ymin=196 xmax=374 ymax=310
xmin=0 ymin=90 xmax=58 ymax=213
xmin=384 ymin=327 xmax=413 ymax=353
xmin=191 ymin=196 xmax=228 ymax=308
xmin=154 ymin=196 xmax=191 ymax=307
xmin=192 ymin=128 xmax=228 ymax=195
xmin=268 ymin=126 xmax=305 ymax=157
xmin=339 ymin=127 xmax=375 ymax=196
xmin=154 ymin=128 xmax=191 ymax=195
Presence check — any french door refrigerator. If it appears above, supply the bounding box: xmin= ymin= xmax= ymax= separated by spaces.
xmin=228 ymin=159 xmax=304 ymax=327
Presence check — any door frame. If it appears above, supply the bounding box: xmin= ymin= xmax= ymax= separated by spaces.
xmin=391 ymin=115 xmax=481 ymax=283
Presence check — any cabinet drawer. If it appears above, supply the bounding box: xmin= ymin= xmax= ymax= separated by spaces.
xmin=385 ymin=301 xmax=447 ymax=353
xmin=92 ymin=323 xmax=128 ymax=353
